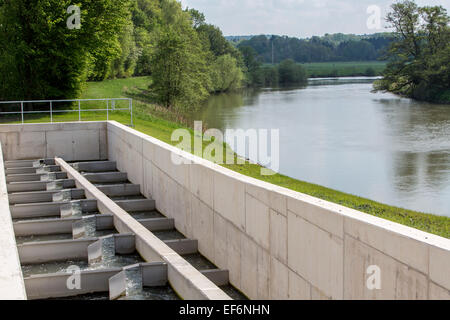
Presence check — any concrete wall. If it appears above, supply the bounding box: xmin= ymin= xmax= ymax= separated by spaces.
xmin=107 ymin=121 xmax=450 ymax=300
xmin=0 ymin=143 xmax=27 ymax=300
xmin=0 ymin=122 xmax=107 ymax=161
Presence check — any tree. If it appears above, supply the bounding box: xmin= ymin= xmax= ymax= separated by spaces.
xmin=196 ymin=24 xmax=239 ymax=59
xmin=374 ymin=0 xmax=450 ymax=102
xmin=186 ymin=8 xmax=205 ymax=29
xmin=150 ymin=0 xmax=210 ymax=110
xmin=210 ymin=54 xmax=244 ymax=93
xmin=0 ymin=0 xmax=131 ymax=101
xmin=278 ymin=59 xmax=307 ymax=85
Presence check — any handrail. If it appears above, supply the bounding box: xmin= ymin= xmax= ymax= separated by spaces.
xmin=0 ymin=98 xmax=133 ymax=126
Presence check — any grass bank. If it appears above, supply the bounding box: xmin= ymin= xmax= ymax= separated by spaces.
xmin=2 ymin=76 xmax=448 ymax=238
xmin=302 ymin=61 xmax=387 ymax=78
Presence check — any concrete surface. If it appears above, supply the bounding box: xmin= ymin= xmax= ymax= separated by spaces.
xmin=0 ymin=143 xmax=27 ymax=299
xmin=0 ymin=122 xmax=107 ymax=161
xmin=55 ymin=157 xmax=232 ymax=300
xmin=107 ymin=120 xmax=450 ymax=300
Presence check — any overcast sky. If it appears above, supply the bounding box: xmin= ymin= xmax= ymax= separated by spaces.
xmin=180 ymin=0 xmax=450 ymax=38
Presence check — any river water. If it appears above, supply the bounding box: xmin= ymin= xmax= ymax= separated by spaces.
xmin=193 ymin=77 xmax=450 ymax=217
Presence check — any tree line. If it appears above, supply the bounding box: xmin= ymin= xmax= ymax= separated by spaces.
xmin=237 ymin=34 xmax=393 ymax=64
xmin=374 ymin=0 xmax=450 ymax=103
xmin=0 ymin=0 xmax=308 ymax=111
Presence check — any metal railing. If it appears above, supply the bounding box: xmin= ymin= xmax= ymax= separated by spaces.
xmin=0 ymin=98 xmax=133 ymax=126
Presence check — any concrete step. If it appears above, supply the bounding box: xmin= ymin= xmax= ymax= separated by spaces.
xmin=83 ymin=172 xmax=128 ymax=184
xmin=164 ymin=239 xmax=198 ymax=255
xmin=7 ymin=179 xmax=76 ymax=193
xmin=72 ymin=161 xmax=117 ymax=173
xmin=6 ymin=172 xmax=68 ymax=183
xmin=115 ymin=199 xmax=156 ymax=212
xmin=108 ymin=263 xmax=168 ymax=300
xmin=10 ymin=200 xmax=98 ymax=219
xmin=137 ymin=218 xmax=175 ymax=232
xmin=14 ymin=217 xmax=82 ymax=236
xmin=25 ymin=268 xmax=122 ymax=300
xmin=97 ymin=184 xmax=141 ymax=197
xmin=4 ymin=159 xmax=55 ymax=168
xmin=200 ymin=269 xmax=229 ymax=287
xmin=18 ymin=234 xmax=135 ymax=264
xmin=8 ymin=189 xmax=85 ymax=205
xmin=13 ymin=215 xmax=114 ymax=237
xmin=6 ymin=165 xmax=60 ymax=175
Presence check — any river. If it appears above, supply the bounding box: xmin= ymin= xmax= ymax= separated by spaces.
xmin=193 ymin=77 xmax=450 ymax=217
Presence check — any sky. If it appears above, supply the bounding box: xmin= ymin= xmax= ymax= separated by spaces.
xmin=180 ymin=0 xmax=450 ymax=38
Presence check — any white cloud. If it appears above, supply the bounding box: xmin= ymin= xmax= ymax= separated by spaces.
xmin=180 ymin=0 xmax=450 ymax=37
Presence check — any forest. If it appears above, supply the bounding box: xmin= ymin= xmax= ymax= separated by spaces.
xmin=237 ymin=33 xmax=393 ymax=63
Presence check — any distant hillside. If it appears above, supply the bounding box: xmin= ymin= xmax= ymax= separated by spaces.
xmin=235 ymin=33 xmax=394 ymax=63
xmin=225 ymin=35 xmax=256 ymax=45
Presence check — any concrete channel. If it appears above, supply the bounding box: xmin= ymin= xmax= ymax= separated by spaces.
xmin=3 ymin=157 xmax=245 ymax=300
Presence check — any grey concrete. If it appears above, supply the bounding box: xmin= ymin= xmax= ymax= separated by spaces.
xmin=109 ymin=270 xmax=127 ymax=300
xmin=201 ymin=269 xmax=229 ymax=287
xmin=96 ymin=215 xmax=114 ymax=231
xmin=165 ymin=239 xmax=198 ymax=255
xmin=56 ymin=156 xmax=231 ymax=300
xmin=142 ymin=263 xmax=168 ymax=287
xmin=13 ymin=217 xmax=82 ymax=236
xmin=83 ymin=172 xmax=128 ymax=184
xmin=114 ymin=234 xmax=136 ymax=255
xmin=107 ymin=120 xmax=450 ymax=300
xmin=88 ymin=239 xmax=103 ymax=265
xmin=115 ymin=199 xmax=156 ymax=212
xmin=6 ymin=165 xmax=60 ymax=175
xmin=5 ymin=159 xmax=55 ymax=169
xmin=0 ymin=121 xmax=107 ymax=161
xmin=138 ymin=218 xmax=175 ymax=232
xmin=0 ymin=143 xmax=27 ymax=300
xmin=109 ymin=262 xmax=169 ymax=300
xmin=18 ymin=238 xmax=98 ymax=264
xmin=73 ymin=161 xmax=117 ymax=173
xmin=7 ymin=179 xmax=75 ymax=193
xmin=10 ymin=200 xmax=97 ymax=219
xmin=35 ymin=165 xmax=60 ymax=174
xmin=97 ymin=184 xmax=141 ymax=197
xmin=6 ymin=172 xmax=67 ymax=183
xmin=8 ymin=189 xmax=84 ymax=205
xmin=25 ymin=268 xmax=121 ymax=300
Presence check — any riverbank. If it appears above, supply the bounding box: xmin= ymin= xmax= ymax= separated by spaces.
xmin=2 ymin=76 xmax=449 ymax=238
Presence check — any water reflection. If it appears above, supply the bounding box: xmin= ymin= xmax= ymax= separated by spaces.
xmin=192 ymin=78 xmax=450 ymax=216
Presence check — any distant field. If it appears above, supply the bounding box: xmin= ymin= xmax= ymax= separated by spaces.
xmin=302 ymin=61 xmax=387 ymax=78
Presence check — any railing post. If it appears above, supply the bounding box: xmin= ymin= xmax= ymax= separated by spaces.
xmin=106 ymin=99 xmax=109 ymax=121
xmin=130 ymin=99 xmax=133 ymax=127
xmin=21 ymin=102 xmax=24 ymax=124
xmin=78 ymin=100 xmax=81 ymax=121
xmin=50 ymin=101 xmax=53 ymax=123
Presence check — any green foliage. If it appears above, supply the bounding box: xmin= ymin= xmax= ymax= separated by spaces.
xmin=0 ymin=0 xmax=131 ymax=100
xmin=150 ymin=1 xmax=210 ymax=110
xmin=196 ymin=24 xmax=239 ymax=59
xmin=278 ymin=59 xmax=307 ymax=85
xmin=374 ymin=0 xmax=450 ymax=103
xmin=210 ymin=54 xmax=244 ymax=93
xmin=238 ymin=34 xmax=393 ymax=64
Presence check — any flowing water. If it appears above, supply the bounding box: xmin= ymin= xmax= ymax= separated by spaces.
xmin=192 ymin=77 xmax=450 ymax=217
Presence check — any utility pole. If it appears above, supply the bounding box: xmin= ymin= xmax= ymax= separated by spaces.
xmin=271 ymin=37 xmax=274 ymax=65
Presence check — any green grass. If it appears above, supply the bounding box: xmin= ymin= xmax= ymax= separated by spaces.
xmin=302 ymin=61 xmax=387 ymax=78
xmin=2 ymin=76 xmax=448 ymax=238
